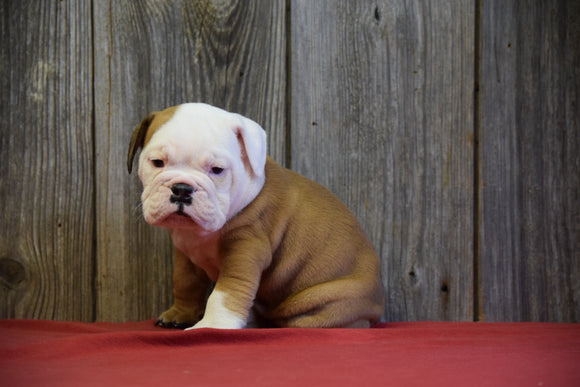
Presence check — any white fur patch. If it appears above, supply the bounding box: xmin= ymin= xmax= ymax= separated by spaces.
xmin=186 ymin=290 xmax=246 ymax=330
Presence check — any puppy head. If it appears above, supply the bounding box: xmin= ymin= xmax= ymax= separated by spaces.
xmin=127 ymin=103 xmax=267 ymax=233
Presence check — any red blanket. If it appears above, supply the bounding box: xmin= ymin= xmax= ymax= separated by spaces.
xmin=1 ymin=320 xmax=579 ymax=386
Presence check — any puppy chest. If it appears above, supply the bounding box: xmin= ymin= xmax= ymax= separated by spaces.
xmin=170 ymin=230 xmax=221 ymax=281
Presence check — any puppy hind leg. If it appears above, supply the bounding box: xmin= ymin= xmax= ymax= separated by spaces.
xmin=275 ymin=278 xmax=384 ymax=328
xmin=282 ymin=298 xmax=378 ymax=328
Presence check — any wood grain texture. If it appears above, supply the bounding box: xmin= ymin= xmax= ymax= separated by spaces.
xmin=2 ymin=0 xmax=578 ymax=323
xmin=0 ymin=0 xmax=94 ymax=321
xmin=93 ymin=0 xmax=286 ymax=322
xmin=480 ymin=0 xmax=580 ymax=322
xmin=290 ymin=0 xmax=475 ymax=321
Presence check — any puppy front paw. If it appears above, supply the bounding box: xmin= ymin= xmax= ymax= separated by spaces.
xmin=185 ymin=290 xmax=246 ymax=330
xmin=185 ymin=315 xmax=245 ymax=330
xmin=156 ymin=305 xmax=203 ymax=329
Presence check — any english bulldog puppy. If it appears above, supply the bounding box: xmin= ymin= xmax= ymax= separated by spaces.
xmin=127 ymin=103 xmax=384 ymax=329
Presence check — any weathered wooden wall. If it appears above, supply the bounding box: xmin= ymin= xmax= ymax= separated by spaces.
xmin=1 ymin=0 xmax=578 ymax=323
xmin=0 ymin=0 xmax=94 ymax=321
xmin=479 ymin=0 xmax=580 ymax=322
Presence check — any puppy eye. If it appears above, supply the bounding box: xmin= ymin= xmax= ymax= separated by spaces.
xmin=151 ymin=159 xmax=165 ymax=168
xmin=211 ymin=166 xmax=224 ymax=175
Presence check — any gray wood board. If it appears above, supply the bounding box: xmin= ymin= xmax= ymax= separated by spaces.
xmin=479 ymin=0 xmax=580 ymax=322
xmin=290 ymin=0 xmax=475 ymax=321
xmin=0 ymin=1 xmax=94 ymax=321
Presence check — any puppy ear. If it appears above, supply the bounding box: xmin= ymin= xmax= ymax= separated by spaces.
xmin=127 ymin=113 xmax=156 ymax=174
xmin=234 ymin=115 xmax=267 ymax=177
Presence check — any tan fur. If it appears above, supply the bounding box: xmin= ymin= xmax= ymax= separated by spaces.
xmin=128 ymin=105 xmax=385 ymax=328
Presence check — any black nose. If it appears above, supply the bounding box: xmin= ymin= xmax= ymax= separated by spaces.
xmin=170 ymin=183 xmax=194 ymax=205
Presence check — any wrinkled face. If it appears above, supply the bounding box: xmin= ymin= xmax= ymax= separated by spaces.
xmin=137 ymin=104 xmax=266 ymax=233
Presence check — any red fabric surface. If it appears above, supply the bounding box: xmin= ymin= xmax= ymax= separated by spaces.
xmin=1 ymin=320 xmax=579 ymax=387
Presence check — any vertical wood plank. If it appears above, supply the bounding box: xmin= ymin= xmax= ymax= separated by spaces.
xmin=480 ymin=0 xmax=580 ymax=322
xmin=0 ymin=0 xmax=94 ymax=321
xmin=94 ymin=0 xmax=286 ymax=322
xmin=291 ymin=0 xmax=475 ymax=321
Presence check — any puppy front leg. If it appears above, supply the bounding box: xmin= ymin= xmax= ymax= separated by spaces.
xmin=157 ymin=248 xmax=211 ymax=329
xmin=187 ymin=266 xmax=261 ymax=330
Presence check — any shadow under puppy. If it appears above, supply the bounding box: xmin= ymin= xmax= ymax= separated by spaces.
xmin=127 ymin=103 xmax=384 ymax=329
